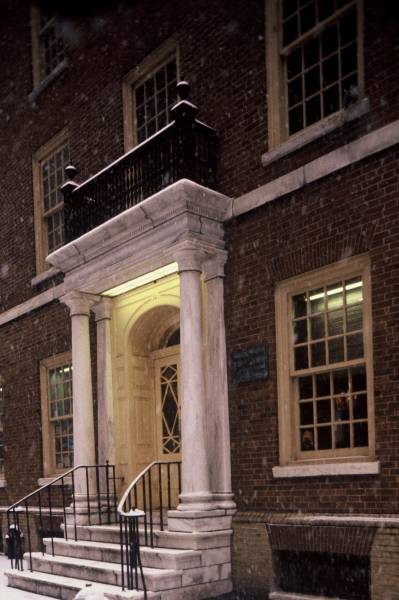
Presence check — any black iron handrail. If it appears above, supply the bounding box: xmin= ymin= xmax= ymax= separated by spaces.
xmin=117 ymin=460 xmax=181 ymax=593
xmin=61 ymin=81 xmax=217 ymax=243
xmin=7 ymin=463 xmax=117 ymax=573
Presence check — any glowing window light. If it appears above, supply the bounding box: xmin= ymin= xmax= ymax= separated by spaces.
xmin=309 ymin=281 xmax=362 ymax=301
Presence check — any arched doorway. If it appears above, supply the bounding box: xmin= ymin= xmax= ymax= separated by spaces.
xmin=120 ymin=302 xmax=181 ymax=487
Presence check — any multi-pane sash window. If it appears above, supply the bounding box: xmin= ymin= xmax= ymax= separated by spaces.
xmin=292 ymin=276 xmax=368 ymax=454
xmin=135 ymin=57 xmax=177 ymax=143
xmin=0 ymin=382 xmax=4 ymax=476
xmin=48 ymin=363 xmax=73 ymax=470
xmin=275 ymin=257 xmax=374 ymax=465
xmin=281 ymin=0 xmax=359 ymax=135
xmin=41 ymin=143 xmax=69 ymax=253
xmin=38 ymin=10 xmax=65 ymax=80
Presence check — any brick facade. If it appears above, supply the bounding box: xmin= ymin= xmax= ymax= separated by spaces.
xmin=226 ymin=145 xmax=399 ymax=515
xmin=1 ymin=0 xmax=399 ymax=598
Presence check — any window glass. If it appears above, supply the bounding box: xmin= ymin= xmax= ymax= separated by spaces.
xmin=282 ymin=0 xmax=359 ymax=135
xmin=292 ymin=275 xmax=369 ymax=454
xmin=48 ymin=363 xmax=73 ymax=469
xmin=38 ymin=10 xmax=65 ymax=79
xmin=135 ymin=57 xmax=177 ymax=143
xmin=41 ymin=143 xmax=69 ymax=253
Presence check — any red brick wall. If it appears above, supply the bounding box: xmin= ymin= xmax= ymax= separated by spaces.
xmin=1 ymin=0 xmax=398 ymax=308
xmin=225 ymin=144 xmax=399 ymax=514
xmin=0 ymin=302 xmax=70 ymax=502
xmin=0 ymin=302 xmax=97 ymax=503
xmin=0 ymin=0 xmax=398 ymax=513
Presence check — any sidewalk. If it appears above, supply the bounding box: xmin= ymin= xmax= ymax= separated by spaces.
xmin=0 ymin=554 xmax=54 ymax=599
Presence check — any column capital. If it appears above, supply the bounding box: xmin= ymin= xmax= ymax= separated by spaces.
xmin=60 ymin=291 xmax=100 ymax=317
xmin=172 ymin=241 xmax=206 ymax=273
xmin=203 ymin=251 xmax=228 ymax=282
xmin=92 ymin=296 xmax=113 ymax=322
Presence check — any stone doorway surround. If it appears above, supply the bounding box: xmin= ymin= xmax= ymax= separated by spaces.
xmin=111 ymin=281 xmax=181 ymax=488
xmin=47 ymin=178 xmax=236 ymax=517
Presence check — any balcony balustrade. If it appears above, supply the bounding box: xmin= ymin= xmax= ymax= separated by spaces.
xmin=62 ymin=81 xmax=217 ymax=243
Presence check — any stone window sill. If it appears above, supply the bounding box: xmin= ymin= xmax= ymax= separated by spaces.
xmin=272 ymin=460 xmax=380 ymax=479
xmin=31 ymin=266 xmax=61 ymax=289
xmin=29 ymin=59 xmax=68 ymax=103
xmin=262 ymin=98 xmax=370 ymax=168
xmin=0 ymin=479 xmax=6 ymax=488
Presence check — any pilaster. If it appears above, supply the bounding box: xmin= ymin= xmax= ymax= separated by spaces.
xmin=203 ymin=252 xmax=235 ymax=510
xmin=92 ymin=297 xmax=115 ymax=467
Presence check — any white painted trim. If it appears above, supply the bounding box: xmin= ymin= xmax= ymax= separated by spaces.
xmin=29 ymin=59 xmax=68 ymax=102
xmin=272 ymin=461 xmax=380 ymax=478
xmin=0 ymin=284 xmax=64 ymax=327
xmin=235 ymin=118 xmax=399 ymax=217
xmin=262 ymin=98 xmax=370 ymax=167
xmin=0 ymin=480 xmax=6 ymax=488
xmin=31 ymin=267 xmax=61 ymax=288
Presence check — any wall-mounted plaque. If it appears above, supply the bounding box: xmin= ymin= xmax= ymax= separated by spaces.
xmin=231 ymin=344 xmax=268 ymax=384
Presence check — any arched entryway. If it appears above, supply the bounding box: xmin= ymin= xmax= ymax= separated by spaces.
xmin=117 ymin=301 xmax=181 ymax=487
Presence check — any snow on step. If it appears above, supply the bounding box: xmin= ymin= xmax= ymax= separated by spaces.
xmin=28 ymin=552 xmax=182 ymax=592
xmin=43 ymin=538 xmax=202 ymax=570
xmin=5 ymin=569 xmax=160 ymax=600
xmin=67 ymin=524 xmax=168 ymax=547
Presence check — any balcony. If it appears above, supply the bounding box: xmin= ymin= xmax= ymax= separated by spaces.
xmin=62 ymin=81 xmax=217 ymax=243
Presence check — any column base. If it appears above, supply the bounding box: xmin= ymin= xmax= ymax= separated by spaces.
xmin=213 ymin=492 xmax=237 ymax=512
xmin=178 ymin=491 xmax=218 ymax=512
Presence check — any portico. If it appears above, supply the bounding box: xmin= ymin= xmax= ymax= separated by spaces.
xmin=49 ymin=178 xmax=235 ymax=519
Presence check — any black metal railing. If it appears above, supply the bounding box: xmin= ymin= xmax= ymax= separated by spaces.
xmin=62 ymin=81 xmax=217 ymax=243
xmin=118 ymin=460 xmax=181 ymax=593
xmin=7 ymin=463 xmax=117 ymax=573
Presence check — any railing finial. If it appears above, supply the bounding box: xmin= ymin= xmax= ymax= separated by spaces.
xmin=65 ymin=164 xmax=77 ymax=181
xmin=61 ymin=164 xmax=79 ymax=197
xmin=176 ymin=80 xmax=190 ymax=101
xmin=171 ymin=80 xmax=198 ymax=124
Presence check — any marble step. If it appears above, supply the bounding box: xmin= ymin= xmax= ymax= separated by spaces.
xmin=6 ymin=568 xmax=160 ymax=600
xmin=66 ymin=524 xmax=161 ymax=546
xmin=26 ymin=552 xmax=182 ymax=592
xmin=156 ymin=529 xmax=233 ymax=551
xmin=43 ymin=537 xmax=202 ymax=570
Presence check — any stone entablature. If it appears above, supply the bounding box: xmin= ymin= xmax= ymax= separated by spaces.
xmin=47 ymin=179 xmax=232 ymax=295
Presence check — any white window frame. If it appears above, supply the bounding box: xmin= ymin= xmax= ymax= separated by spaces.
xmin=122 ymin=37 xmax=179 ymax=151
xmin=31 ymin=3 xmax=66 ymax=89
xmin=265 ymin=0 xmax=364 ymax=151
xmin=32 ymin=129 xmax=69 ymax=274
xmin=275 ymin=255 xmax=375 ymax=467
xmin=40 ymin=352 xmax=73 ymax=476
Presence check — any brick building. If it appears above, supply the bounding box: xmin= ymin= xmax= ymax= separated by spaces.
xmin=1 ymin=0 xmax=399 ymax=598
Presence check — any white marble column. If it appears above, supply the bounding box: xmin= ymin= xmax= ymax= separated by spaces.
xmin=61 ymin=291 xmax=98 ymax=497
xmin=203 ymin=253 xmax=235 ymax=509
xmin=93 ymin=297 xmax=115 ymax=467
xmin=174 ymin=247 xmax=214 ymax=510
